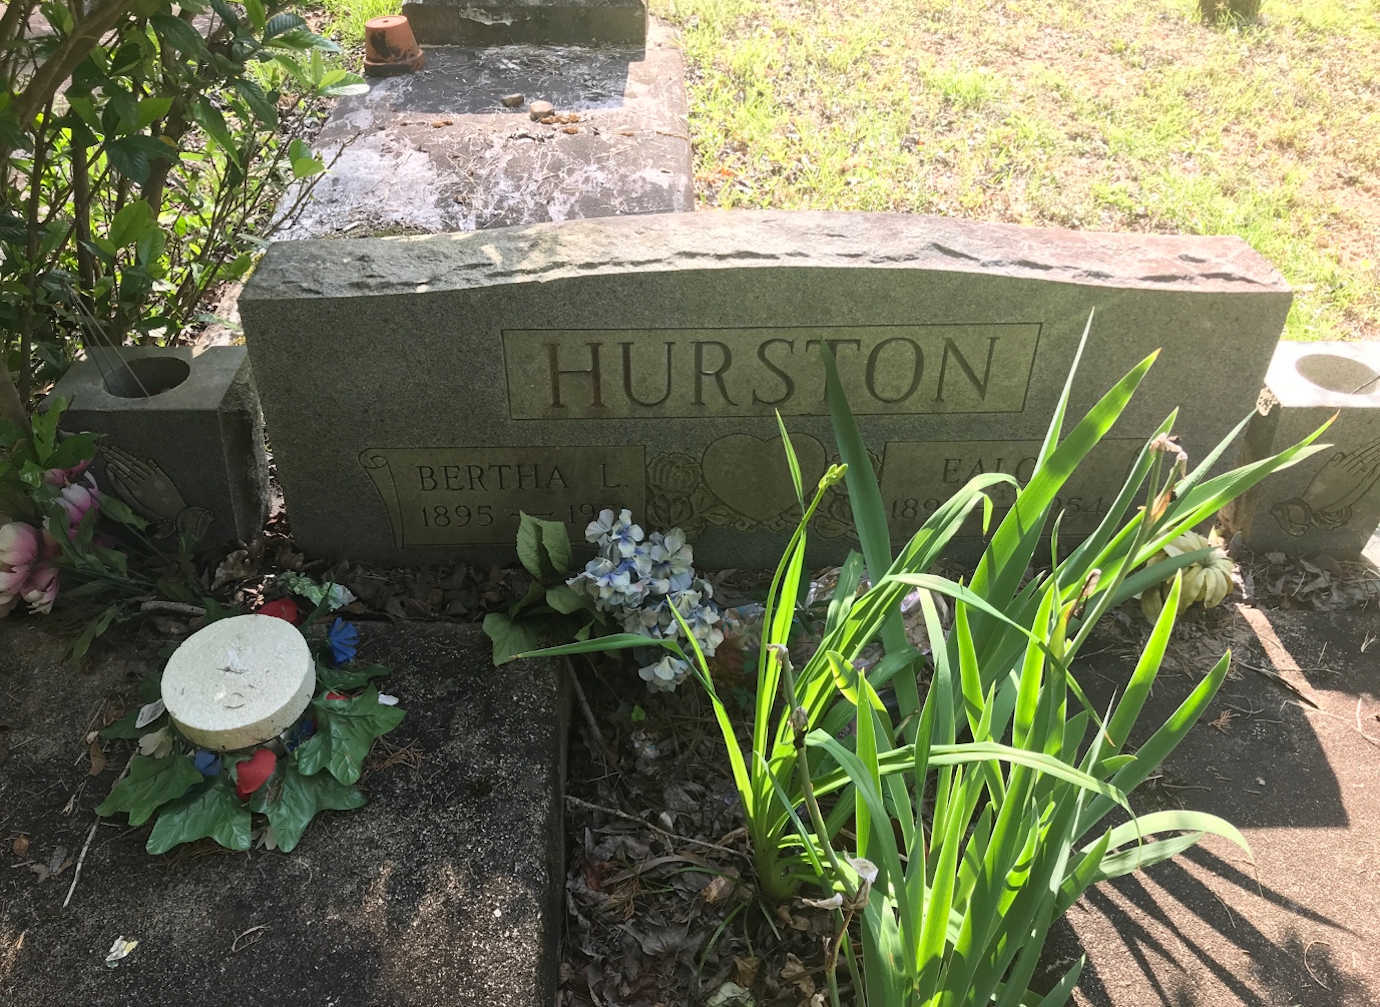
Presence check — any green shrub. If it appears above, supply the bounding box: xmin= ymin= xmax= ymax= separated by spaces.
xmin=0 ymin=0 xmax=364 ymax=418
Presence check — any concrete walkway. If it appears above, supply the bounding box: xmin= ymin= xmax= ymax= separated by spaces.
xmin=1052 ymin=605 xmax=1379 ymax=1006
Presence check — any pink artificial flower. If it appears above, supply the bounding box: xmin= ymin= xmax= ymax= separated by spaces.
xmin=0 ymin=522 xmax=62 ymax=618
xmin=42 ymin=459 xmax=91 ymax=487
xmin=0 ymin=522 xmax=41 ymax=617
xmin=21 ymin=564 xmax=58 ymax=615
xmin=0 ymin=521 xmax=41 ymax=569
xmin=57 ymin=477 xmax=101 ymax=537
xmin=0 ymin=564 xmax=27 ymax=595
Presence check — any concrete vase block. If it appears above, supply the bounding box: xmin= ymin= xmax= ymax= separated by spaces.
xmin=1226 ymin=341 xmax=1380 ymax=557
xmin=50 ymin=347 xmax=270 ymax=547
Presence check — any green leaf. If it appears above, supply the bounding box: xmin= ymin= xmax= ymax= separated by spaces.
xmin=231 ymin=77 xmax=278 ymax=127
xmin=315 ymin=661 xmax=389 ymax=692
xmin=100 ymin=707 xmax=151 ymax=740
xmin=249 ymin=760 xmax=365 ymax=852
xmin=29 ymin=398 xmax=64 ymax=460
xmin=135 ymin=96 xmax=174 ymax=130
xmin=775 ymin=410 xmax=805 ymax=511
xmin=264 ymin=12 xmax=306 ymax=39
xmin=516 ymin=512 xmax=547 ymax=579
xmin=321 ymin=78 xmax=370 ymax=98
xmin=146 ymin=777 xmax=252 ymax=854
xmin=821 ymin=346 xmax=914 ymax=721
xmin=290 ymin=152 xmax=325 ymax=179
xmin=98 ymin=492 xmax=149 ymax=529
xmin=245 ymin=0 xmax=266 ymax=31
xmin=271 ymin=28 xmax=340 ymax=52
xmin=545 ymin=583 xmax=586 ymax=615
xmin=96 ymin=754 xmax=203 ymax=826
xmin=518 ymin=631 xmax=686 ymax=662
xmin=483 ymin=610 xmax=546 ymax=665
xmin=538 ymin=515 xmax=573 ymax=571
xmin=192 ymin=98 xmax=240 ymax=168
xmin=208 ymin=0 xmax=240 ymax=31
xmin=109 ymin=198 xmax=156 ymax=248
xmin=106 ymin=135 xmax=177 ymax=183
xmin=515 ymin=511 xmax=574 ymax=580
xmin=43 ymin=432 xmax=98 ymax=472
xmin=1099 ymin=809 xmax=1251 ymax=863
xmin=295 ymin=688 xmax=405 ymax=785
xmin=151 ymin=13 xmax=210 ymax=59
xmin=68 ymin=604 xmax=121 ymax=665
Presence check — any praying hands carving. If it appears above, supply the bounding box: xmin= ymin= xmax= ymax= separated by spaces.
xmin=105 ymin=445 xmax=213 ymax=546
xmin=1271 ymin=436 xmax=1380 ymax=536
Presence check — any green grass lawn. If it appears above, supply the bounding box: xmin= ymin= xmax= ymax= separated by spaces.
xmin=319 ymin=0 xmax=1379 ymax=341
xmin=658 ymin=0 xmax=1379 ymax=341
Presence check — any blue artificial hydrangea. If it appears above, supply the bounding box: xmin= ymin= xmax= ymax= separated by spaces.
xmin=327 ymin=617 xmax=359 ymax=666
xmin=570 ymin=511 xmax=723 ymax=692
xmin=193 ymin=749 xmax=221 ymax=777
xmin=646 ymin=528 xmax=694 ymax=594
xmin=585 ymin=508 xmax=644 ymax=558
xmin=639 ymin=654 xmax=692 ymax=691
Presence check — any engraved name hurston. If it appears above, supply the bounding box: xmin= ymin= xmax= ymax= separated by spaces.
xmin=503 ymin=323 xmax=1041 ymax=419
xmin=360 ymin=446 xmax=646 ymax=547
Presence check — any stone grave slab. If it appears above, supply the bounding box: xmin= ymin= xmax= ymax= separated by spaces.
xmin=403 ymin=0 xmax=647 ymax=47
xmin=0 ymin=621 xmax=568 ymax=1007
xmin=239 ymin=210 xmax=1291 ymax=568
xmin=280 ymin=19 xmax=691 ymax=240
xmin=1224 ymin=340 xmax=1380 ymax=557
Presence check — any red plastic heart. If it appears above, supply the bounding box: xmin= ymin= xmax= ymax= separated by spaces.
xmin=256 ymin=598 xmax=301 ymax=625
xmin=235 ymin=748 xmax=277 ymax=800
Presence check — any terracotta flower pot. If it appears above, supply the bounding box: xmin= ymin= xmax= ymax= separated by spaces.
xmin=364 ymin=15 xmax=424 ymax=76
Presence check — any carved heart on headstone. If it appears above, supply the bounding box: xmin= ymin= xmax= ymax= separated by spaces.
xmin=701 ymin=433 xmax=828 ymax=523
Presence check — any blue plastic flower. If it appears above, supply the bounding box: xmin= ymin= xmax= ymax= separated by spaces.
xmin=193 ymin=749 xmax=221 ymax=777
xmin=327 ymin=618 xmax=359 ymax=665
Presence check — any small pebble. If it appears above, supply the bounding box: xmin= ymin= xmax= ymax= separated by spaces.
xmin=500 ymin=93 xmax=524 ymax=108
xmin=563 ymin=125 xmax=579 ymax=134
xmin=529 ymin=99 xmax=555 ymax=120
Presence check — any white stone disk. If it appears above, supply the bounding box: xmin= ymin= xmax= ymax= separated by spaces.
xmin=161 ymin=614 xmax=315 ymax=752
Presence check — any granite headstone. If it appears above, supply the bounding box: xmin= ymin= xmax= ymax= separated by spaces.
xmin=239 ymin=211 xmax=1291 ymax=567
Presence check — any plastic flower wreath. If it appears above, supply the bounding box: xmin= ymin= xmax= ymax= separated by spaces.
xmin=95 ymin=613 xmax=403 ymax=856
xmin=568 ymin=509 xmax=723 ymax=692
